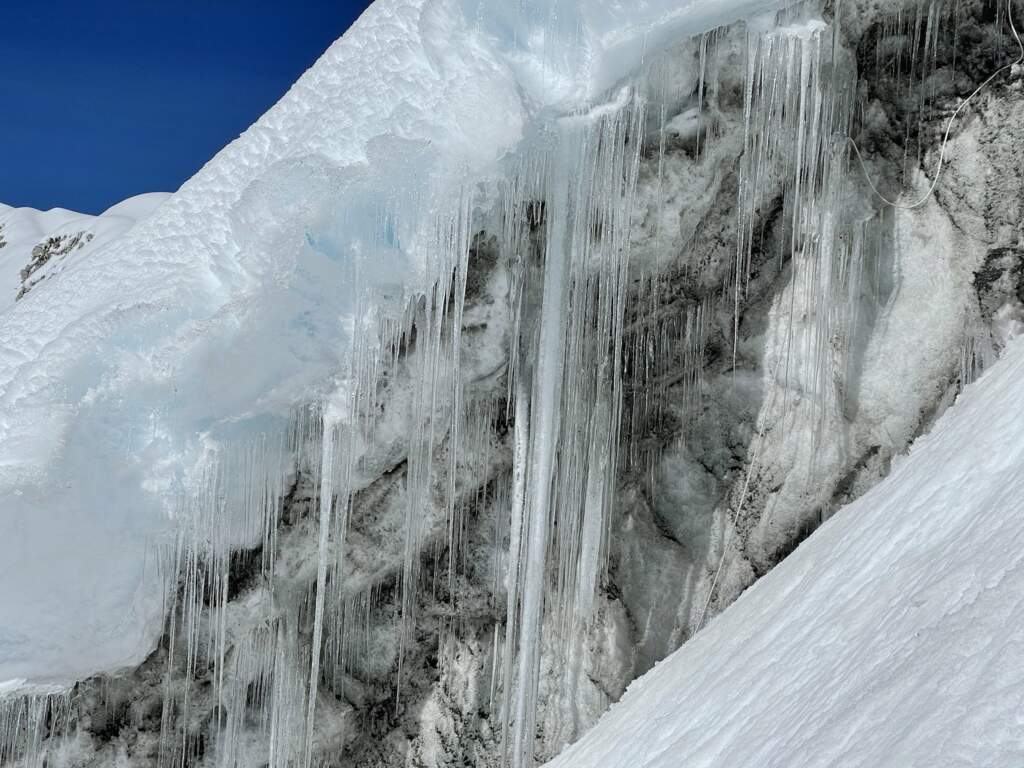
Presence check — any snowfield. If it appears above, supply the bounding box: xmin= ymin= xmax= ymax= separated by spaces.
xmin=548 ymin=335 xmax=1024 ymax=768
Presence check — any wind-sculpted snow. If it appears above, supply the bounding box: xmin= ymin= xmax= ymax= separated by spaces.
xmin=0 ymin=0 xmax=782 ymax=708
xmin=548 ymin=335 xmax=1024 ymax=767
xmin=0 ymin=0 xmax=512 ymax=687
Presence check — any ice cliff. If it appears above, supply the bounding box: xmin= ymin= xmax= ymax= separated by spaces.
xmin=2 ymin=0 xmax=1024 ymax=766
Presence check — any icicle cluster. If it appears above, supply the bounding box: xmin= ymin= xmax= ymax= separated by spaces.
xmin=0 ymin=89 xmax=649 ymax=767
xmin=733 ymin=7 xmax=873 ymax=453
xmin=0 ymin=692 xmax=72 ymax=768
xmin=865 ymin=0 xmax=964 ymax=188
xmin=494 ymin=98 xmax=646 ymax=768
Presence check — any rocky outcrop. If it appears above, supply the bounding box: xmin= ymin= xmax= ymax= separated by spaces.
xmin=16 ymin=231 xmax=94 ymax=300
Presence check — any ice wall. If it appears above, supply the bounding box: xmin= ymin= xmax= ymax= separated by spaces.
xmin=0 ymin=0 xmax=790 ymax=760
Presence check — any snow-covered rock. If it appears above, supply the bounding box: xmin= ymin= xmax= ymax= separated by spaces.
xmin=0 ymin=193 xmax=169 ymax=307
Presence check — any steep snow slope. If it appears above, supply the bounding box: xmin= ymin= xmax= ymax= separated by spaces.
xmin=548 ymin=336 xmax=1024 ymax=768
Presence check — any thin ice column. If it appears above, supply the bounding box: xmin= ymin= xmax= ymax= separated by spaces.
xmin=501 ymin=96 xmax=645 ymax=768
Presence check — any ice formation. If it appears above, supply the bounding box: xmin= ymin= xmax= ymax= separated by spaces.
xmin=3 ymin=0 xmax=1024 ymax=765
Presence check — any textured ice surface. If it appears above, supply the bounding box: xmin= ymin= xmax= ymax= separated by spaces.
xmin=547 ymin=336 xmax=1024 ymax=768
xmin=0 ymin=0 xmax=784 ymax=688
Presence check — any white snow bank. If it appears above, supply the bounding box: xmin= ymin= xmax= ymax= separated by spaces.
xmin=0 ymin=0 xmax=782 ymax=688
xmin=547 ymin=338 xmax=1024 ymax=768
xmin=98 ymin=192 xmax=171 ymax=220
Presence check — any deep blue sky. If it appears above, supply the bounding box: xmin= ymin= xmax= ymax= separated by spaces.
xmin=1 ymin=2 xmax=374 ymax=214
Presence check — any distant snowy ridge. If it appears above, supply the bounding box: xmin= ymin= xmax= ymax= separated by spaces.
xmin=0 ymin=193 xmax=169 ymax=309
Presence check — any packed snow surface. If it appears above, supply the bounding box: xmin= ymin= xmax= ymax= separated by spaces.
xmin=0 ymin=0 xmax=783 ymax=688
xmin=547 ymin=338 xmax=1024 ymax=768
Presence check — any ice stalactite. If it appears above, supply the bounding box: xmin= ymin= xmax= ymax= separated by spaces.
xmin=611 ymin=4 xmax=909 ymax=630
xmin=864 ymin=0 xmax=963 ymax=189
xmin=496 ymin=95 xmax=645 ymax=768
xmin=90 ymin=161 xmax=485 ymax=767
xmin=732 ymin=7 xmax=878 ymax=457
xmin=0 ymin=691 xmax=72 ymax=768
xmin=622 ymin=278 xmax=716 ymax=475
xmin=303 ymin=421 xmax=336 ymax=768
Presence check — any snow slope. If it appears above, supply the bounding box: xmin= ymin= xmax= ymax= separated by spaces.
xmin=547 ymin=338 xmax=1024 ymax=768
xmin=0 ymin=0 xmax=784 ymax=689
xmin=0 ymin=194 xmax=169 ymax=308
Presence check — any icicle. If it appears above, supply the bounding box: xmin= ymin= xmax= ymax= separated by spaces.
xmin=500 ymin=376 xmax=529 ymax=723
xmin=730 ymin=7 xmax=871 ymax=465
xmin=302 ymin=420 xmax=335 ymax=768
xmin=490 ymin=90 xmax=645 ymax=767
xmin=0 ymin=689 xmax=72 ymax=768
xmin=510 ymin=145 xmax=571 ymax=768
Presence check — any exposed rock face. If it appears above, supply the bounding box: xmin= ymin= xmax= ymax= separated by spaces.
xmin=16 ymin=231 xmax=94 ymax=300
xmin=4 ymin=2 xmax=1024 ymax=767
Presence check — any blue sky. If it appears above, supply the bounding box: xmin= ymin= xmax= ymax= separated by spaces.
xmin=0 ymin=2 xmax=374 ymax=214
